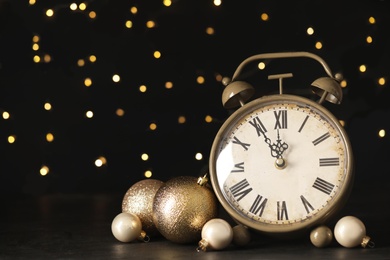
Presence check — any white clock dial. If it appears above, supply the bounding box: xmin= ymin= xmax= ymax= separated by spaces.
xmin=210 ymin=95 xmax=353 ymax=234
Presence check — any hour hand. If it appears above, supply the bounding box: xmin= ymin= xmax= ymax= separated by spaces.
xmin=269 ymin=129 xmax=289 ymax=169
xmin=270 ymin=130 xmax=289 ymax=159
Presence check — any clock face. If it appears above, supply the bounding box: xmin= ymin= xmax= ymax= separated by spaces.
xmin=209 ymin=94 xmax=353 ymax=234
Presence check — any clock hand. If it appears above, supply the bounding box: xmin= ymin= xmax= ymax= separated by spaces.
xmin=268 ymin=129 xmax=289 ymax=170
xmin=270 ymin=129 xmax=289 ymax=159
xmin=261 ymin=129 xmax=288 ymax=160
xmin=261 ymin=133 xmax=276 ymax=157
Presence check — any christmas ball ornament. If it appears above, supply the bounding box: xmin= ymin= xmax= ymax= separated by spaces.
xmin=232 ymin=224 xmax=251 ymax=247
xmin=153 ymin=175 xmax=218 ymax=244
xmin=122 ymin=178 xmax=164 ymax=237
xmin=310 ymin=225 xmax=333 ymax=248
xmin=334 ymin=216 xmax=374 ymax=248
xmin=111 ymin=212 xmax=143 ymax=243
xmin=197 ymin=218 xmax=233 ymax=251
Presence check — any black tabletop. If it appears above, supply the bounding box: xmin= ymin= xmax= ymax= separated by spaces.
xmin=1 ymin=180 xmax=389 ymax=260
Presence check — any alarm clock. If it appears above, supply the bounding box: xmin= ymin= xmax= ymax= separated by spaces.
xmin=209 ymin=52 xmax=354 ymax=237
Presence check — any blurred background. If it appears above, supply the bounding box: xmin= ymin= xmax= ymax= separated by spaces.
xmin=0 ymin=0 xmax=389 ymax=195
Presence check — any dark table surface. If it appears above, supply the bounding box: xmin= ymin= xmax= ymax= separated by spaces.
xmin=1 ymin=180 xmax=389 ymax=260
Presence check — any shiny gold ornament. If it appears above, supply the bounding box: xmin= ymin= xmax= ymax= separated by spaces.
xmin=152 ymin=175 xmax=218 ymax=244
xmin=122 ymin=178 xmax=164 ymax=237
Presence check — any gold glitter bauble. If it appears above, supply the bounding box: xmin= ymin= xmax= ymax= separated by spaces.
xmin=122 ymin=178 xmax=164 ymax=237
xmin=152 ymin=176 xmax=218 ymax=244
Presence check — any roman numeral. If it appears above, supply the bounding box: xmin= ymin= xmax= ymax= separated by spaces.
xmin=232 ymin=136 xmax=250 ymax=151
xmin=249 ymin=116 xmax=267 ymax=136
xmin=249 ymin=195 xmax=268 ymax=216
xmin=277 ymin=201 xmax=288 ymax=220
xmin=312 ymin=177 xmax=335 ymax=195
xmin=298 ymin=115 xmax=309 ymax=133
xmin=231 ymin=162 xmax=244 ymax=173
xmin=312 ymin=132 xmax=330 ymax=146
xmin=300 ymin=195 xmax=315 ymax=214
xmin=274 ymin=110 xmax=287 ymax=129
xmin=319 ymin=157 xmax=340 ymax=167
xmin=230 ymin=179 xmax=252 ymax=201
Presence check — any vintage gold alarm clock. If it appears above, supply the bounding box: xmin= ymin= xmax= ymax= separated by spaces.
xmin=209 ymin=52 xmax=354 ymax=237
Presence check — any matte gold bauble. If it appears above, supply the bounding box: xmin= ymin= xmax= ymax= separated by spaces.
xmin=310 ymin=225 xmax=333 ymax=248
xmin=122 ymin=178 xmax=164 ymax=237
xmin=152 ymin=175 xmax=218 ymax=244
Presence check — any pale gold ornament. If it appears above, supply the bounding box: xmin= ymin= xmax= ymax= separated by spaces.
xmin=111 ymin=212 xmax=143 ymax=243
xmin=197 ymin=218 xmax=233 ymax=251
xmin=122 ymin=178 xmax=164 ymax=237
xmin=232 ymin=224 xmax=251 ymax=247
xmin=152 ymin=175 xmax=218 ymax=244
xmin=310 ymin=225 xmax=333 ymax=248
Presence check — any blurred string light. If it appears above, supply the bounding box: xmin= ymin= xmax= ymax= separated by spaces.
xmin=70 ymin=3 xmax=78 ymax=11
xmin=141 ymin=153 xmax=149 ymax=161
xmin=178 ymin=116 xmax=186 ymax=124
xmin=206 ymin=27 xmax=215 ymax=35
xmin=340 ymin=80 xmax=348 ymax=88
xmin=315 ymin=41 xmax=323 ymax=50
xmin=195 ymin=153 xmax=203 ymax=160
xmin=86 ymin=111 xmax=94 ymax=118
xmin=215 ymin=73 xmax=223 ymax=82
xmin=89 ymin=55 xmax=97 ymax=62
xmin=144 ymin=170 xmax=152 ymax=178
xmin=2 ymin=111 xmax=10 ymax=119
xmin=260 ymin=13 xmax=269 ymax=21
xmin=146 ymin=20 xmax=156 ymax=29
xmin=139 ymin=85 xmax=147 ymax=93
xmin=46 ymin=133 xmax=54 ymax=142
xmin=77 ymin=59 xmax=85 ymax=67
xmin=88 ymin=11 xmax=97 ymax=19
xmin=205 ymin=115 xmax=213 ymax=123
xmin=149 ymin=123 xmax=157 ymax=131
xmin=84 ymin=78 xmax=92 ymax=87
xmin=125 ymin=20 xmax=133 ymax=28
xmin=44 ymin=102 xmax=52 ymax=111
xmin=95 ymin=156 xmax=107 ymax=167
xmin=40 ymin=165 xmax=50 ymax=176
xmin=32 ymin=42 xmax=39 ymax=51
xmin=8 ymin=135 xmax=16 ymax=144
xmin=257 ymin=62 xmax=266 ymax=70
xmin=197 ymin=76 xmax=205 ymax=84
xmin=165 ymin=81 xmax=173 ymax=89
xmin=379 ymin=129 xmax=386 ymax=138
xmin=213 ymin=0 xmax=222 ymax=7
xmin=112 ymin=74 xmax=121 ymax=83
xmin=130 ymin=6 xmax=138 ymax=14
xmin=153 ymin=51 xmax=161 ymax=59
xmin=46 ymin=9 xmax=54 ymax=17
xmin=116 ymin=108 xmax=125 ymax=117
xmin=378 ymin=77 xmax=386 ymax=86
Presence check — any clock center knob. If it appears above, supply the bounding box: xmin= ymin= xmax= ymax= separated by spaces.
xmin=275 ymin=158 xmax=287 ymax=169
